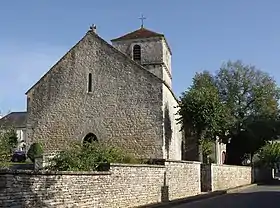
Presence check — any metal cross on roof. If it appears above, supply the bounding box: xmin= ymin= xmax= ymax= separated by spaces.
xmin=139 ymin=14 xmax=146 ymax=28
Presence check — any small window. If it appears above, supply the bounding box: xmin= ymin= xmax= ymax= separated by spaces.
xmin=133 ymin=45 xmax=141 ymax=62
xmin=88 ymin=73 xmax=92 ymax=92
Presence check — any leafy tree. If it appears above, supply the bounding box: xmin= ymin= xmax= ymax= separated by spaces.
xmin=200 ymin=138 xmax=214 ymax=163
xmin=216 ymin=61 xmax=280 ymax=164
xmin=178 ymin=71 xmax=228 ymax=141
xmin=216 ymin=60 xmax=280 ymax=135
xmin=179 ymin=60 xmax=280 ymax=164
xmin=178 ymin=71 xmax=230 ymax=161
xmin=0 ymin=128 xmax=18 ymax=163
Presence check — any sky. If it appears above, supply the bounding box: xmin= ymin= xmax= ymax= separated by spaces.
xmin=1 ymin=0 xmax=280 ymax=114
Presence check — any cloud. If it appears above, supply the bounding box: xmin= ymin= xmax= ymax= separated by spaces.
xmin=0 ymin=40 xmax=65 ymax=114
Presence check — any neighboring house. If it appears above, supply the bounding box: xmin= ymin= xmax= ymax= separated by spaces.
xmin=0 ymin=112 xmax=27 ymax=151
xmin=213 ymin=139 xmax=227 ymax=164
xmin=183 ymin=134 xmax=227 ymax=164
xmin=25 ymin=25 xmax=183 ymax=160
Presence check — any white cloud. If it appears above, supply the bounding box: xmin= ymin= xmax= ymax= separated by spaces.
xmin=0 ymin=40 xmax=65 ymax=114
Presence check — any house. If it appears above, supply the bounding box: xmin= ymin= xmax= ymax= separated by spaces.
xmin=0 ymin=111 xmax=27 ymax=151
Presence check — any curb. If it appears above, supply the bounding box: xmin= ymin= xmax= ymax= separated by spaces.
xmin=226 ymin=183 xmax=257 ymax=193
xmin=140 ymin=184 xmax=256 ymax=208
xmin=138 ymin=191 xmax=226 ymax=208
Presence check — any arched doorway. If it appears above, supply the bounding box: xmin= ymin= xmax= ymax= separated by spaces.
xmin=83 ymin=133 xmax=98 ymax=145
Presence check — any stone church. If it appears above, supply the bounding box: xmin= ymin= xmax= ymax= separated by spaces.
xmin=25 ymin=25 xmax=183 ymax=160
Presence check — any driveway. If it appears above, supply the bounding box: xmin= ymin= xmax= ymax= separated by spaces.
xmin=172 ymin=184 xmax=280 ymax=208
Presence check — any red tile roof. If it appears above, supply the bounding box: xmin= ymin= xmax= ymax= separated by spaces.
xmin=111 ymin=27 xmax=164 ymax=41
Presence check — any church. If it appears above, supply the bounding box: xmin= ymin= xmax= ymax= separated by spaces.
xmin=25 ymin=24 xmax=183 ymax=160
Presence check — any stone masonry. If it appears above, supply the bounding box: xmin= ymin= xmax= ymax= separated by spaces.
xmin=201 ymin=164 xmax=252 ymax=191
xmin=26 ymin=27 xmax=182 ymax=160
xmin=0 ymin=161 xmax=201 ymax=208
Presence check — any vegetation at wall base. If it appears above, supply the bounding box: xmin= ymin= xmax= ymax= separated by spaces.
xmin=47 ymin=142 xmax=142 ymax=171
xmin=27 ymin=143 xmax=44 ymax=162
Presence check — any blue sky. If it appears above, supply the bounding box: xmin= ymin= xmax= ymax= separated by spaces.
xmin=1 ymin=0 xmax=280 ymax=114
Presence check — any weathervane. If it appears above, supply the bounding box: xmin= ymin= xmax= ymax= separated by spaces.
xmin=139 ymin=14 xmax=146 ymax=28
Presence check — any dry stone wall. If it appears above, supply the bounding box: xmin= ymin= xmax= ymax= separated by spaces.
xmin=211 ymin=164 xmax=252 ymax=190
xmin=165 ymin=160 xmax=201 ymax=200
xmin=0 ymin=161 xmax=201 ymax=208
xmin=201 ymin=164 xmax=253 ymax=191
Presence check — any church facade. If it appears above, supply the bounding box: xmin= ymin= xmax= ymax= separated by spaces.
xmin=25 ymin=26 xmax=183 ymax=160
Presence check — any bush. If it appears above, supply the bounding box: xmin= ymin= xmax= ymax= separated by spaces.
xmin=27 ymin=143 xmax=43 ymax=162
xmin=254 ymin=142 xmax=280 ymax=168
xmin=48 ymin=142 xmax=140 ymax=171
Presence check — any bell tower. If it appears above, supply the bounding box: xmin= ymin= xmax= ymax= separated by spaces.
xmin=111 ymin=23 xmax=172 ymax=88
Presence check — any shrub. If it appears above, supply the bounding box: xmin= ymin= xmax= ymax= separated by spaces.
xmin=48 ymin=142 xmax=140 ymax=171
xmin=254 ymin=142 xmax=280 ymax=168
xmin=27 ymin=143 xmax=43 ymax=162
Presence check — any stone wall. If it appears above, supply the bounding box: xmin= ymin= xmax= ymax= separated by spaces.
xmin=201 ymin=164 xmax=252 ymax=191
xmin=0 ymin=161 xmax=201 ymax=208
xmin=165 ymin=160 xmax=201 ymax=200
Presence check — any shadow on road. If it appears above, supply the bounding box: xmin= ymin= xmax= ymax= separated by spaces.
xmin=257 ymin=179 xmax=280 ymax=186
xmin=175 ymin=186 xmax=280 ymax=208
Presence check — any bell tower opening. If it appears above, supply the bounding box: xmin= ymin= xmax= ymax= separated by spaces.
xmin=133 ymin=44 xmax=141 ymax=62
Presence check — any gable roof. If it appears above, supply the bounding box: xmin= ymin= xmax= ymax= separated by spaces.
xmin=0 ymin=112 xmax=27 ymax=128
xmin=25 ymin=29 xmax=178 ymax=103
xmin=111 ymin=27 xmax=164 ymax=42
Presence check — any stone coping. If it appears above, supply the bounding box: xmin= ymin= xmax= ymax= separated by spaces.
xmin=165 ymin=159 xmax=201 ymax=164
xmin=0 ymin=169 xmax=111 ymax=176
xmin=111 ymin=163 xmax=165 ymax=168
xmin=210 ymin=164 xmax=252 ymax=168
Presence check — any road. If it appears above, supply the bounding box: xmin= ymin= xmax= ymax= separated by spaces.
xmin=172 ymin=184 xmax=280 ymax=208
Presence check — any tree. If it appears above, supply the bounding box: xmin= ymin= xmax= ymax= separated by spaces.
xmin=179 ymin=60 xmax=280 ymax=164
xmin=215 ymin=61 xmax=280 ymax=164
xmin=178 ymin=71 xmax=229 ymax=161
xmin=178 ymin=71 xmax=228 ymax=138
xmin=0 ymin=128 xmax=18 ymax=163
xmin=216 ymin=60 xmax=280 ymax=135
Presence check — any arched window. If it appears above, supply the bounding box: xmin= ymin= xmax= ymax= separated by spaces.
xmin=88 ymin=73 xmax=92 ymax=92
xmin=83 ymin=133 xmax=98 ymax=145
xmin=133 ymin=45 xmax=141 ymax=62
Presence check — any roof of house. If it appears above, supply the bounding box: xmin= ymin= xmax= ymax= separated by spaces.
xmin=0 ymin=112 xmax=27 ymax=128
xmin=111 ymin=27 xmax=164 ymax=42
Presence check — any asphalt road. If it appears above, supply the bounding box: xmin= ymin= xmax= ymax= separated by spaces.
xmin=172 ymin=184 xmax=280 ymax=208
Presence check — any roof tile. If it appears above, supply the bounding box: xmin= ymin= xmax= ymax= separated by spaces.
xmin=111 ymin=27 xmax=164 ymax=41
